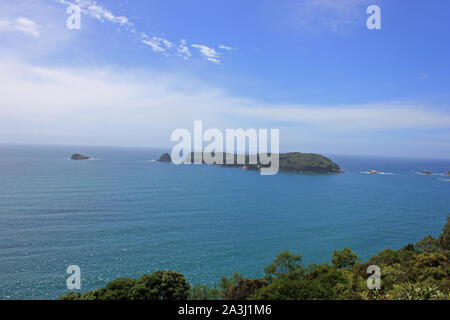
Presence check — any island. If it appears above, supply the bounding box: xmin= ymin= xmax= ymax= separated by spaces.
xmin=70 ymin=153 xmax=91 ymax=160
xmin=165 ymin=152 xmax=343 ymax=174
xmin=421 ymin=170 xmax=432 ymax=175
xmin=157 ymin=153 xmax=172 ymax=162
xmin=446 ymin=171 xmax=450 ymax=176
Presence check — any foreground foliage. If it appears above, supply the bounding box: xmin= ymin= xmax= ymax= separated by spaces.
xmin=60 ymin=215 xmax=450 ymax=300
xmin=60 ymin=270 xmax=189 ymax=300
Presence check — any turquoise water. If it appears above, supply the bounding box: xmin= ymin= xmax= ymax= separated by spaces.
xmin=0 ymin=144 xmax=449 ymax=299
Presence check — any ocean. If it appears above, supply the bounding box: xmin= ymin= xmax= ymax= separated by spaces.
xmin=0 ymin=144 xmax=448 ymax=299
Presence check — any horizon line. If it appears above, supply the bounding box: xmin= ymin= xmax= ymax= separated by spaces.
xmin=1 ymin=141 xmax=450 ymax=162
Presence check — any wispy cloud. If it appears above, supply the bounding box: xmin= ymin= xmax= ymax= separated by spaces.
xmin=140 ymin=35 xmax=197 ymax=61
xmin=56 ymin=0 xmax=132 ymax=27
xmin=219 ymin=45 xmax=234 ymax=51
xmin=54 ymin=0 xmax=233 ymax=64
xmin=191 ymin=44 xmax=222 ymax=64
xmin=0 ymin=17 xmax=39 ymax=37
xmin=141 ymin=36 xmax=226 ymax=63
xmin=141 ymin=33 xmax=173 ymax=54
xmin=177 ymin=39 xmax=192 ymax=60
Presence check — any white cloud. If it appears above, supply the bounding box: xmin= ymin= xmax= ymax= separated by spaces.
xmin=141 ymin=35 xmax=194 ymax=61
xmin=177 ymin=39 xmax=192 ymax=60
xmin=191 ymin=44 xmax=221 ymax=64
xmin=56 ymin=0 xmax=132 ymax=26
xmin=0 ymin=17 xmax=39 ymax=37
xmin=142 ymin=37 xmax=226 ymax=64
xmin=141 ymin=39 xmax=165 ymax=53
xmin=235 ymin=104 xmax=450 ymax=130
xmin=219 ymin=45 xmax=234 ymax=51
xmin=54 ymin=0 xmax=233 ymax=64
xmin=141 ymin=33 xmax=173 ymax=53
xmin=0 ymin=59 xmax=234 ymax=146
xmin=1 ymin=58 xmax=450 ymax=159
xmin=1 ymin=59 xmax=450 ymax=150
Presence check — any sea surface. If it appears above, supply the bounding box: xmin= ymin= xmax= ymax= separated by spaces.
xmin=0 ymin=144 xmax=449 ymax=299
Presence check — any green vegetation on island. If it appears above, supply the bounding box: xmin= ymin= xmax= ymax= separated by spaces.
xmin=60 ymin=214 xmax=450 ymax=300
xmin=183 ymin=152 xmax=342 ymax=174
xmin=277 ymin=152 xmax=342 ymax=173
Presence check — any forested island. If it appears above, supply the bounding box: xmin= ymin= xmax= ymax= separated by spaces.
xmin=159 ymin=152 xmax=342 ymax=174
xmin=277 ymin=152 xmax=342 ymax=174
xmin=60 ymin=214 xmax=449 ymax=300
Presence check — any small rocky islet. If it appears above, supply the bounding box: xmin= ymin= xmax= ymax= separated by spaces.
xmin=419 ymin=170 xmax=450 ymax=176
xmin=70 ymin=153 xmax=91 ymax=160
xmin=157 ymin=153 xmax=172 ymax=162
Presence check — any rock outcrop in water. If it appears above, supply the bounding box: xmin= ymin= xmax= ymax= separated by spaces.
xmin=71 ymin=154 xmax=91 ymax=160
xmin=157 ymin=153 xmax=172 ymax=162
xmin=446 ymin=171 xmax=450 ymax=176
xmin=182 ymin=152 xmax=342 ymax=174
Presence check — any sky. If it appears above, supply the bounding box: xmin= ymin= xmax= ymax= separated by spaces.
xmin=0 ymin=0 xmax=450 ymax=158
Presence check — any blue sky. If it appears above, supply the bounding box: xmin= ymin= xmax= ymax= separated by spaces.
xmin=0 ymin=0 xmax=450 ymax=158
